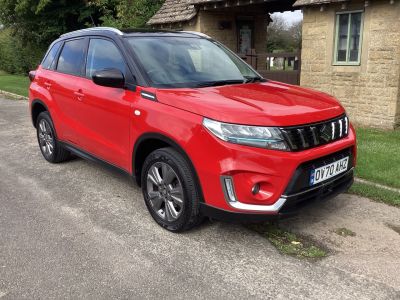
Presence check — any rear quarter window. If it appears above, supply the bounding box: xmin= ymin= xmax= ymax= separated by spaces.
xmin=56 ymin=39 xmax=87 ymax=76
xmin=42 ymin=42 xmax=62 ymax=70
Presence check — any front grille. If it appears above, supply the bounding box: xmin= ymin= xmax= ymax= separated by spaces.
xmin=281 ymin=115 xmax=349 ymax=151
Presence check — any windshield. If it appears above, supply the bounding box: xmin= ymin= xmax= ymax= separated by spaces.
xmin=127 ymin=36 xmax=261 ymax=88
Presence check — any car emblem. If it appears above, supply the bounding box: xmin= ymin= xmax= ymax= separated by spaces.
xmin=319 ymin=124 xmax=332 ymax=142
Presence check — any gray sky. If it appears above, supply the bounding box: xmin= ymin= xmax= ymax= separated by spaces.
xmin=271 ymin=10 xmax=303 ymax=25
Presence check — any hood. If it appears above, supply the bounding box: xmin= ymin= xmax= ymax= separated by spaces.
xmin=155 ymin=81 xmax=345 ymax=127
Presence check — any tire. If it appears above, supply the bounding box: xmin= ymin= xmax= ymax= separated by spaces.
xmin=141 ymin=147 xmax=203 ymax=232
xmin=36 ymin=111 xmax=71 ymax=163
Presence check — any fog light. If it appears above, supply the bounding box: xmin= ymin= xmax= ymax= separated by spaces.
xmin=251 ymin=183 xmax=260 ymax=195
xmin=223 ymin=177 xmax=237 ymax=202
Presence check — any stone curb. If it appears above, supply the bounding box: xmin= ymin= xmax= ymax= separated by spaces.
xmin=355 ymin=177 xmax=400 ymax=194
xmin=0 ymin=89 xmax=28 ymax=101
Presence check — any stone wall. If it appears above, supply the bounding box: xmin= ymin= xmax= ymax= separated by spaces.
xmin=301 ymin=0 xmax=400 ymax=129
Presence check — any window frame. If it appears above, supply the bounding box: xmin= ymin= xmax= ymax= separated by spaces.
xmin=54 ymin=37 xmax=89 ymax=77
xmin=333 ymin=10 xmax=364 ymax=66
xmin=84 ymin=37 xmax=128 ymax=80
xmin=41 ymin=41 xmax=62 ymax=70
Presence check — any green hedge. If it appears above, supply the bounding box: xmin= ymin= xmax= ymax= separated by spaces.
xmin=0 ymin=29 xmax=45 ymax=75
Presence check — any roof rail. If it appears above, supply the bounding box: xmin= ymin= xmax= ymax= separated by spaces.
xmin=181 ymin=31 xmax=211 ymax=39
xmin=60 ymin=27 xmax=123 ymax=38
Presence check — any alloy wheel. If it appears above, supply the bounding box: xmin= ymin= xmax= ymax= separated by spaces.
xmin=146 ymin=162 xmax=184 ymax=222
xmin=38 ymin=119 xmax=54 ymax=157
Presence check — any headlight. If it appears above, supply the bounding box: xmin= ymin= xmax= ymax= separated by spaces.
xmin=203 ymin=118 xmax=288 ymax=151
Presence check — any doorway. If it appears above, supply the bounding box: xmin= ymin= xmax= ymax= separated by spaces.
xmin=237 ymin=18 xmax=254 ymax=54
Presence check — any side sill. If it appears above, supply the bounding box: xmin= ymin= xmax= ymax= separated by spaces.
xmin=59 ymin=141 xmax=134 ymax=180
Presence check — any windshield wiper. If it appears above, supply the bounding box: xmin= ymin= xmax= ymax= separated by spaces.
xmin=244 ymin=76 xmax=265 ymax=83
xmin=195 ymin=79 xmax=245 ymax=87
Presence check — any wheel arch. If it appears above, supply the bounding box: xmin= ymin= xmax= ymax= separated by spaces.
xmin=133 ymin=133 xmax=204 ymax=202
xmin=31 ymin=99 xmax=49 ymax=128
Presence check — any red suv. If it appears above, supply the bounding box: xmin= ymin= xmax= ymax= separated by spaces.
xmin=29 ymin=27 xmax=356 ymax=231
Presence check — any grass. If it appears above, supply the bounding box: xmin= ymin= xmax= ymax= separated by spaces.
xmin=349 ymin=182 xmax=400 ymax=207
xmin=355 ymin=127 xmax=400 ymax=189
xmin=334 ymin=227 xmax=356 ymax=237
xmin=0 ymin=70 xmax=30 ymax=97
xmin=248 ymin=223 xmax=327 ymax=259
xmin=348 ymin=127 xmax=400 ymax=206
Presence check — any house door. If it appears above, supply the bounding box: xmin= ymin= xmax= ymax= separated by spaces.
xmin=237 ymin=19 xmax=254 ymax=55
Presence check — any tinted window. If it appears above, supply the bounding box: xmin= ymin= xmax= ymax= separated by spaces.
xmin=57 ymin=39 xmax=86 ymax=76
xmin=42 ymin=42 xmax=61 ymax=69
xmin=86 ymin=39 xmax=125 ymax=78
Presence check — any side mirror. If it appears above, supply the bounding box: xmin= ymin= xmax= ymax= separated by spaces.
xmin=92 ymin=68 xmax=125 ymax=88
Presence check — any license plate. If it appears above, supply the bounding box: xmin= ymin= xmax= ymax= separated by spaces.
xmin=310 ymin=157 xmax=349 ymax=186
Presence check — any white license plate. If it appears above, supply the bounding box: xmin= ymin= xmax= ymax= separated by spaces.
xmin=310 ymin=157 xmax=349 ymax=186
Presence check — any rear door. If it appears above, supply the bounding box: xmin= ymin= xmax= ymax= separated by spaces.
xmin=78 ymin=37 xmax=133 ymax=170
xmin=51 ymin=38 xmax=88 ymax=145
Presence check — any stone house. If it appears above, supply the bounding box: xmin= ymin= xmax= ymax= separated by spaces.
xmin=148 ymin=0 xmax=400 ymax=129
xmin=148 ymin=0 xmax=295 ymax=55
xmin=297 ymin=0 xmax=400 ymax=129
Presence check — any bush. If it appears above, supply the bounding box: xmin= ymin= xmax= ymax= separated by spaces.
xmin=0 ymin=29 xmax=45 ymax=74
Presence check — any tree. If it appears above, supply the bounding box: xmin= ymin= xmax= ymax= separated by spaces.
xmin=0 ymin=0 xmax=164 ymax=73
xmin=288 ymin=20 xmax=302 ymax=50
xmin=0 ymin=0 xmax=107 ymax=72
xmin=0 ymin=0 xmax=104 ymax=45
xmin=266 ymin=15 xmax=302 ymax=52
xmin=95 ymin=0 xmax=164 ymax=28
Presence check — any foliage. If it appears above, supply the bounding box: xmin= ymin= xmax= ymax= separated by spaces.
xmin=0 ymin=29 xmax=44 ymax=74
xmin=267 ymin=15 xmax=302 ymax=52
xmin=0 ymin=0 xmax=103 ymax=46
xmin=0 ymin=0 xmax=163 ymax=74
xmin=93 ymin=0 xmax=164 ymax=29
xmin=0 ymin=0 xmax=103 ymax=74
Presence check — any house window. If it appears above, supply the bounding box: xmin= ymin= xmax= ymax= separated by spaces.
xmin=334 ymin=11 xmax=363 ymax=65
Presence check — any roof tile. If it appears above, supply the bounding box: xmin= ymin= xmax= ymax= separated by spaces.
xmin=293 ymin=0 xmax=349 ymax=7
xmin=147 ymin=0 xmax=197 ymax=25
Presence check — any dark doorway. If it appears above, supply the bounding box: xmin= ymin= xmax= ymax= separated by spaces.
xmin=237 ymin=18 xmax=254 ymax=55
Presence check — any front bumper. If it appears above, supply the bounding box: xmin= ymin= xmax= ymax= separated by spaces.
xmin=189 ymin=123 xmax=356 ymax=214
xmin=200 ymin=168 xmax=354 ymax=222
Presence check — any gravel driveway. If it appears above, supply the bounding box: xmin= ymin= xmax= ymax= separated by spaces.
xmin=0 ymin=97 xmax=399 ymax=299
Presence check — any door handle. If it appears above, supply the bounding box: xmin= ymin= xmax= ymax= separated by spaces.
xmin=74 ymin=90 xmax=84 ymax=101
xmin=44 ymin=82 xmax=52 ymax=90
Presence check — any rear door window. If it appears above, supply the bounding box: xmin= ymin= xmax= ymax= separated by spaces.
xmin=42 ymin=42 xmax=61 ymax=70
xmin=56 ymin=39 xmax=87 ymax=76
xmin=85 ymin=38 xmax=126 ymax=78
